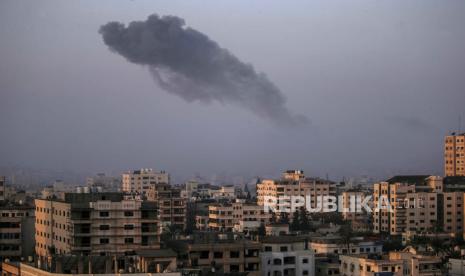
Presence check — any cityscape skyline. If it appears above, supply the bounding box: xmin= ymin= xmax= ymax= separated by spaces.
xmin=2 ymin=1 xmax=465 ymax=181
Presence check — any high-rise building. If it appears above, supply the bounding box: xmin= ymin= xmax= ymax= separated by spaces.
xmin=445 ymin=132 xmax=465 ymax=176
xmin=121 ymin=169 xmax=170 ymax=196
xmin=34 ymin=192 xmax=159 ymax=264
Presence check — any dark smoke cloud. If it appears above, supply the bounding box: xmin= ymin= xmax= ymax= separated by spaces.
xmin=99 ymin=14 xmax=307 ymax=126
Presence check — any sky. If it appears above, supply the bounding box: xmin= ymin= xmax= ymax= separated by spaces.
xmin=1 ymin=0 xmax=465 ymax=183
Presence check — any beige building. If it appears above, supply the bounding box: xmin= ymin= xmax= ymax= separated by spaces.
xmin=122 ymin=169 xmax=170 ymax=196
xmin=35 ymin=192 xmax=159 ymax=263
xmin=373 ymin=176 xmax=440 ymax=235
xmin=445 ymin=132 xmax=465 ymax=176
xmin=440 ymin=191 xmax=464 ymax=234
xmin=208 ymin=200 xmax=271 ymax=232
xmin=340 ymin=254 xmax=404 ymax=276
xmin=257 ymin=170 xmax=336 ymax=212
xmin=340 ymin=252 xmax=441 ymax=276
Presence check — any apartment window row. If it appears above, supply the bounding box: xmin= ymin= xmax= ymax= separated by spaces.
xmin=99 ymin=237 xmax=134 ymax=244
xmin=36 ymin=207 xmax=70 ymax=217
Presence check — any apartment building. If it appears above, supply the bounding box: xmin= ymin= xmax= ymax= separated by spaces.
xmin=373 ymin=176 xmax=439 ymax=235
xmin=34 ymin=192 xmax=159 ymax=263
xmin=257 ymin=170 xmax=336 ymax=211
xmin=438 ymin=191 xmax=464 ymax=234
xmin=309 ymin=237 xmax=382 ymax=256
xmin=341 ymin=190 xmax=371 ymax=230
xmin=261 ymin=236 xmax=314 ymax=276
xmin=0 ymin=204 xmax=35 ymax=261
xmin=208 ymin=200 xmax=271 ymax=232
xmin=340 ymin=251 xmax=442 ymax=276
xmin=340 ymin=254 xmax=404 ymax=276
xmin=121 ymin=169 xmax=170 ymax=196
xmin=445 ymin=132 xmax=465 ymax=176
xmin=147 ymin=183 xmax=185 ymax=233
xmin=181 ymin=232 xmax=260 ymax=275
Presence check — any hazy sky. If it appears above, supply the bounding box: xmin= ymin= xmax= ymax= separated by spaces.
xmin=1 ymin=0 xmax=464 ymax=182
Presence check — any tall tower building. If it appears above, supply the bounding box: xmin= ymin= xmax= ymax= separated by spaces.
xmin=445 ymin=133 xmax=465 ymax=176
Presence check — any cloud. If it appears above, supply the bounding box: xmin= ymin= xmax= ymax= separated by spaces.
xmin=99 ymin=14 xmax=308 ymax=126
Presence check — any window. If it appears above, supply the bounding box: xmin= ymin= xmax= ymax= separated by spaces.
xmin=280 ymin=246 xmax=288 ymax=252
xmin=124 ymin=224 xmax=134 ymax=230
xmin=230 ymin=251 xmax=240 ymax=258
xmin=214 ymin=251 xmax=223 ymax=258
xmin=100 ymin=238 xmax=109 ymax=244
xmin=99 ymin=225 xmax=110 ymax=230
xmin=99 ymin=211 xmax=109 ymax=217
xmin=302 ymin=258 xmax=308 ymax=264
xmin=124 ymin=238 xmax=134 ymax=244
xmin=124 ymin=211 xmax=134 ymax=217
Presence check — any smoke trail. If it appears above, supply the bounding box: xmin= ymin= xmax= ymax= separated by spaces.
xmin=99 ymin=14 xmax=308 ymax=126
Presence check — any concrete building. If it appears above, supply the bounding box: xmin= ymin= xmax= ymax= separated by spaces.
xmin=177 ymin=232 xmax=260 ymax=275
xmin=122 ymin=169 xmax=169 ymax=196
xmin=340 ymin=254 xmax=404 ymax=276
xmin=265 ymin=224 xmax=290 ymax=236
xmin=315 ymin=256 xmax=340 ymax=276
xmin=448 ymin=258 xmax=465 ymax=276
xmin=340 ymin=251 xmax=442 ymax=276
xmin=373 ymin=176 xmax=440 ymax=235
xmin=439 ymin=191 xmax=464 ymax=234
xmin=34 ymin=192 xmax=159 ymax=264
xmin=147 ymin=183 xmax=185 ymax=233
xmin=256 ymin=170 xmax=336 ymax=212
xmin=0 ymin=204 xmax=35 ymax=262
xmin=309 ymin=237 xmax=382 ymax=256
xmin=208 ymin=200 xmax=271 ymax=233
xmin=341 ymin=190 xmax=371 ymax=231
xmin=445 ymin=132 xmax=465 ymax=177
xmin=1 ymin=261 xmax=180 ymax=276
xmin=261 ymin=236 xmax=315 ymax=276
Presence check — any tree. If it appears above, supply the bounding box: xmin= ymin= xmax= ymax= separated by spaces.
xmin=290 ymin=209 xmax=300 ymax=231
xmin=337 ymin=223 xmax=354 ymax=252
xmin=257 ymin=223 xmax=266 ymax=236
xmin=279 ymin=212 xmax=289 ymax=224
xmin=299 ymin=207 xmax=311 ymax=232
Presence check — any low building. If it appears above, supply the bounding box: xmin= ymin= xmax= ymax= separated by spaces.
xmin=448 ymin=258 xmax=465 ymax=276
xmin=261 ymin=236 xmax=314 ymax=276
xmin=340 ymin=254 xmax=404 ymax=276
xmin=174 ymin=232 xmax=260 ymax=275
xmin=315 ymin=256 xmax=340 ymax=276
xmin=339 ymin=251 xmax=442 ymax=276
xmin=309 ymin=237 xmax=382 ymax=256
xmin=1 ymin=261 xmax=181 ymax=276
xmin=265 ymin=223 xmax=289 ymax=236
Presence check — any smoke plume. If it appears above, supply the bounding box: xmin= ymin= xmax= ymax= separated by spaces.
xmin=99 ymin=14 xmax=307 ymax=126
